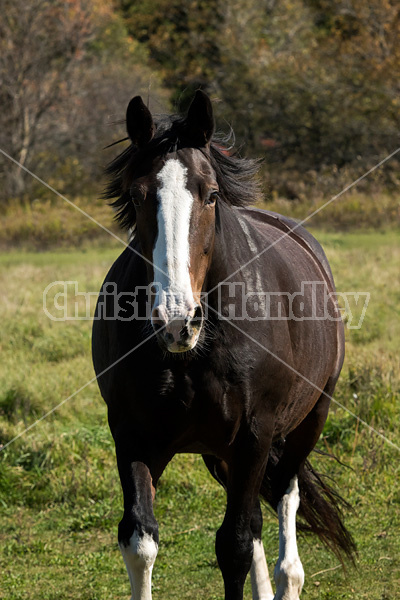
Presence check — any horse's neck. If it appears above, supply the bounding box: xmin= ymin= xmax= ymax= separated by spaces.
xmin=207 ymin=204 xmax=246 ymax=287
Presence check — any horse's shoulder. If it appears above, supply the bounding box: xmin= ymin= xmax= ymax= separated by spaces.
xmin=236 ymin=207 xmax=335 ymax=286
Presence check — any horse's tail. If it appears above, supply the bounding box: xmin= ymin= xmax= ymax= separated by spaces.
xmin=260 ymin=445 xmax=357 ymax=565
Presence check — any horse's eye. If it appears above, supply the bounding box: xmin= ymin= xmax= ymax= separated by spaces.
xmin=205 ymin=191 xmax=219 ymax=206
xmin=131 ymin=194 xmax=141 ymax=207
xmin=130 ymin=185 xmax=145 ymax=207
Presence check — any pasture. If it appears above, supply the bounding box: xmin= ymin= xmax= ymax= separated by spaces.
xmin=0 ymin=230 xmax=399 ymax=599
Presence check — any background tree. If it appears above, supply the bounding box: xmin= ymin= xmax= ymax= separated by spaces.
xmin=0 ymin=0 xmax=167 ymax=203
xmin=117 ymin=0 xmax=400 ymax=196
xmin=1 ymin=0 xmax=399 ymax=204
xmin=118 ymin=0 xmax=223 ymax=108
xmin=0 ymin=0 xmax=94 ymax=196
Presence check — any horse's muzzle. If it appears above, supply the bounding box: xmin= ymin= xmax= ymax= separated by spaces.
xmin=151 ymin=304 xmax=203 ymax=353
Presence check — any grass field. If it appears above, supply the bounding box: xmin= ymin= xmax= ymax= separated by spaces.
xmin=0 ymin=230 xmax=399 ymax=599
xmin=1 ymin=191 xmax=399 ymax=251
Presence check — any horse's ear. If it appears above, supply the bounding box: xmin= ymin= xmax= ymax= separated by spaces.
xmin=186 ymin=90 xmax=215 ymax=146
xmin=126 ymin=96 xmax=155 ymax=147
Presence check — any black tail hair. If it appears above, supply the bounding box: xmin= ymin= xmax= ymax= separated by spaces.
xmin=260 ymin=443 xmax=357 ymax=565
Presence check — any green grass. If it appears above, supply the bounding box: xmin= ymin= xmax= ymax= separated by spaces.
xmin=1 ymin=231 xmax=400 ymax=599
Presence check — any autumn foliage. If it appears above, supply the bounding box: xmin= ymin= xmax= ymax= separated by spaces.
xmin=1 ymin=0 xmax=399 ymax=204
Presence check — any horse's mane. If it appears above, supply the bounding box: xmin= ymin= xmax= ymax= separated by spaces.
xmin=104 ymin=114 xmax=262 ymax=230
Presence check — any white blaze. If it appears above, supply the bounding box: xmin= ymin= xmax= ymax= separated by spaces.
xmin=153 ymin=158 xmax=195 ymax=315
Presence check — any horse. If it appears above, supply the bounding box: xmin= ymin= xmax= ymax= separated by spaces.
xmin=92 ymin=90 xmax=355 ymax=600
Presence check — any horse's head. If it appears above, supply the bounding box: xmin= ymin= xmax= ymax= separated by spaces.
xmin=123 ymin=91 xmax=218 ymax=353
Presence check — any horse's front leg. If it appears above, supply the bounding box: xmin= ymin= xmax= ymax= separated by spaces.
xmin=216 ymin=431 xmax=272 ymax=600
xmin=114 ymin=429 xmax=168 ymax=600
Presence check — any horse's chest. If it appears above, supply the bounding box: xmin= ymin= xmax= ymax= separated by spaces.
xmin=146 ymin=367 xmax=245 ymax=453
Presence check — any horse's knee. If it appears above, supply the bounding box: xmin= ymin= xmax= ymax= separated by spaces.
xmin=216 ymin=520 xmax=254 ymax=583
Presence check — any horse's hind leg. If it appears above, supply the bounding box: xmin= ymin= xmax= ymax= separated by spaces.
xmin=270 ymin=390 xmax=332 ymax=599
xmin=273 ymin=476 xmax=304 ymax=600
xmin=271 ymin=390 xmax=331 ymax=506
xmin=250 ymin=501 xmax=275 ymax=600
xmin=202 ymin=455 xmax=274 ymax=600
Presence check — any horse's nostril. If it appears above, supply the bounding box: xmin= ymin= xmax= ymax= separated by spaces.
xmin=181 ymin=325 xmax=190 ymax=341
xmin=192 ymin=305 xmax=203 ymax=327
xmin=165 ymin=332 xmax=174 ymax=345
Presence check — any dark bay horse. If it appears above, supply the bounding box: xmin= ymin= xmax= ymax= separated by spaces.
xmin=92 ymin=91 xmax=355 ymax=600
